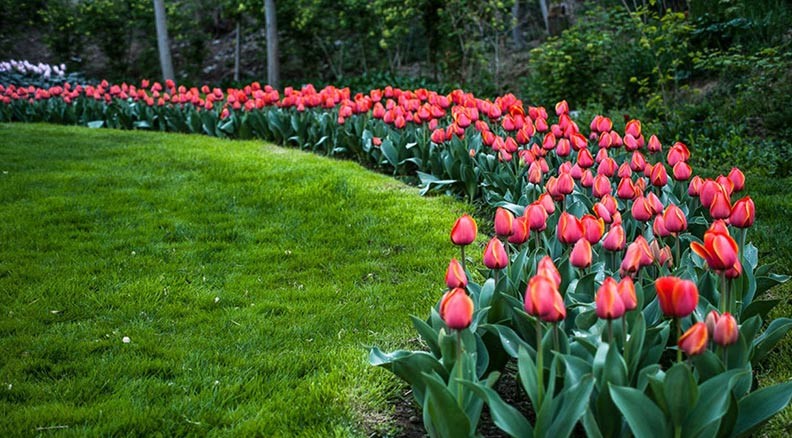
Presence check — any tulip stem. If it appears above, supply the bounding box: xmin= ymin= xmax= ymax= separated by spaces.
xmin=622 ymin=314 xmax=628 ymax=348
xmin=674 ymin=233 xmax=680 ymax=266
xmin=536 ymin=318 xmax=545 ymax=409
xmin=460 ymin=245 xmax=467 ymax=274
xmin=676 ymin=317 xmax=683 ymax=363
xmin=607 ymin=319 xmax=614 ymax=345
xmin=456 ymin=330 xmax=463 ymax=407
xmin=553 ymin=323 xmax=560 ymax=352
xmin=722 ymin=345 xmax=728 ymax=369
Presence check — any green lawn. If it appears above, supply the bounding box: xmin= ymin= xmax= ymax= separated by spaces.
xmin=0 ymin=123 xmax=470 ymax=436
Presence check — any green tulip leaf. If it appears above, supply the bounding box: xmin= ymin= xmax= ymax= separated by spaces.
xmin=546 ymin=375 xmax=595 ymax=438
xmin=665 ymin=363 xmax=699 ymax=427
xmin=422 ymin=371 xmax=473 ymax=438
xmin=684 ymin=369 xmax=747 ymax=438
xmin=517 ymin=346 xmax=539 ymax=408
xmin=411 ymin=315 xmax=441 ymax=357
xmin=732 ymin=381 xmax=792 ymax=438
xmin=752 ymin=317 xmax=792 ymax=363
xmin=460 ymin=380 xmax=534 ymax=438
xmin=610 ymin=384 xmax=671 ymax=438
xmin=369 ymin=348 xmax=447 ymax=405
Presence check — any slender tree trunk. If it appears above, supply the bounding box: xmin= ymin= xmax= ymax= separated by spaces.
xmin=538 ymin=0 xmax=549 ymax=34
xmin=512 ymin=0 xmax=523 ymax=49
xmin=234 ymin=20 xmax=241 ymax=82
xmin=264 ymin=0 xmax=280 ymax=89
xmin=153 ymin=0 xmax=174 ymax=82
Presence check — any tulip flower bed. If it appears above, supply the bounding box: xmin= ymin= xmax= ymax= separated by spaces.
xmin=2 ymin=79 xmax=791 ymax=435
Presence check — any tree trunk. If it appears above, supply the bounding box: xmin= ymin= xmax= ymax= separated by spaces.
xmin=153 ymin=0 xmax=174 ymax=82
xmin=264 ymin=0 xmax=279 ymax=89
xmin=234 ymin=20 xmax=241 ymax=82
xmin=512 ymin=0 xmax=523 ymax=49
xmin=538 ymin=0 xmax=549 ymax=34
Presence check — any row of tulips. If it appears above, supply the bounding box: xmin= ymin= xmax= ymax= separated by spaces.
xmin=1 ymin=78 xmax=790 ymax=436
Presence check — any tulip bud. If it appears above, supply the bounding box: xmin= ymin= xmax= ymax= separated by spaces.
xmin=650 ymin=163 xmax=669 ymax=187
xmin=525 ymin=275 xmax=566 ymax=322
xmin=700 ymin=180 xmax=722 ymax=208
xmin=538 ymin=193 xmax=555 ymax=214
xmin=440 ymin=288 xmax=474 ymax=330
xmin=709 ymin=190 xmax=732 ymax=220
xmin=621 ymin=236 xmax=654 ymax=274
xmin=729 ymin=197 xmax=755 ymax=228
xmin=655 ymin=276 xmax=698 ymax=318
xmin=483 ymin=237 xmax=508 ymax=270
xmin=653 ymin=215 xmax=671 ymax=238
xmin=679 ymin=322 xmax=709 ymax=356
xmin=647 ymin=135 xmax=662 ymax=153
xmin=580 ymin=169 xmax=595 ymax=188
xmin=690 ymin=222 xmax=739 ymax=272
xmin=593 ymin=202 xmax=612 ymax=224
xmin=509 ymin=216 xmax=530 ymax=245
xmin=618 ymin=277 xmax=637 ymax=311
xmin=525 ymin=203 xmax=548 ymax=231
xmin=592 ymin=174 xmax=612 ymax=198
xmin=570 ymin=239 xmax=593 ymax=268
xmin=705 ymin=310 xmax=720 ymax=337
xmin=596 ymin=277 xmax=626 ymax=319
xmin=537 ymin=256 xmax=562 ymax=288
xmin=672 ymin=162 xmax=692 ymax=181
xmin=713 ymin=312 xmax=739 ymax=346
xmin=728 ymin=167 xmax=745 ymax=192
xmin=445 ymin=259 xmax=468 ymax=289
xmin=581 ymin=214 xmax=605 ymax=244
xmin=557 ymin=212 xmax=584 ymax=244
xmin=450 ymin=214 xmax=477 ymax=246
xmin=494 ymin=208 xmax=515 ymax=238
xmin=663 ymin=204 xmax=688 ymax=234
xmin=603 ymin=224 xmax=626 ymax=251
xmin=617 ymin=177 xmax=638 ymax=200
xmin=631 ymin=196 xmax=655 ymax=222
xmin=630 ymin=151 xmax=647 ymax=172
xmin=577 ymin=148 xmax=595 ymax=168
xmin=688 ymin=176 xmax=704 ymax=197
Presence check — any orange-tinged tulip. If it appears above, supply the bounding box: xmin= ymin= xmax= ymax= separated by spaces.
xmin=557 ymin=212 xmax=584 ymax=244
xmin=538 ymin=193 xmax=556 ymax=214
xmin=630 ymin=151 xmax=647 ymax=172
xmin=679 ymin=322 xmax=709 ymax=356
xmin=650 ymin=163 xmax=668 ymax=187
xmin=483 ymin=237 xmax=508 ymax=270
xmin=653 ymin=215 xmax=671 ymax=238
xmin=581 ymin=214 xmax=605 ymax=244
xmin=648 ymin=134 xmax=662 ymax=153
xmin=440 ymin=288 xmax=474 ymax=330
xmin=596 ymin=277 xmax=625 ymax=319
xmin=494 ymin=208 xmax=515 ymax=238
xmin=525 ymin=203 xmax=548 ymax=231
xmin=570 ymin=239 xmax=593 ymax=268
xmin=618 ymin=277 xmax=637 ymax=311
xmin=625 ymin=119 xmax=641 ymax=138
xmin=592 ymin=174 xmax=612 ymax=198
xmin=728 ymin=167 xmax=745 ymax=192
xmin=537 ymin=256 xmax=562 ymax=288
xmin=650 ymin=240 xmax=673 ymax=267
xmin=663 ymin=204 xmax=687 ymax=234
xmin=603 ymin=224 xmax=626 ymax=251
xmin=525 ymin=275 xmax=566 ymax=322
xmin=617 ymin=177 xmax=638 ymax=200
xmin=655 ymin=276 xmax=699 ymax=318
xmin=581 ymin=170 xmax=595 ymax=188
xmin=709 ymin=190 xmax=732 ymax=220
xmin=673 ymin=162 xmax=692 ymax=181
xmin=451 ymin=214 xmax=477 ymax=246
xmin=445 ymin=259 xmax=467 ymax=289
xmin=705 ymin=310 xmax=720 ymax=337
xmin=714 ymin=312 xmax=739 ymax=346
xmin=577 ymin=148 xmax=595 ymax=168
xmin=621 ymin=236 xmax=654 ymax=274
xmin=509 ymin=216 xmax=530 ymax=244
xmin=631 ymin=196 xmax=655 ymax=222
xmin=690 ymin=221 xmax=739 ymax=272
xmin=557 ymin=172 xmax=575 ymax=195
xmin=688 ymin=176 xmax=704 ymax=197
xmin=593 ymin=202 xmax=613 ymax=224
xmin=729 ymin=197 xmax=755 ymax=228
xmin=700 ymin=180 xmax=722 ymax=208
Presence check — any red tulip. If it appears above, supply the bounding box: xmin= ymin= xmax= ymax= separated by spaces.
xmin=618 ymin=277 xmax=637 ymax=311
xmin=445 ymin=259 xmax=467 ymax=289
xmin=525 ymin=203 xmax=548 ymax=231
xmin=672 ymin=162 xmax=692 ymax=181
xmin=679 ymin=322 xmax=708 ymax=356
xmin=688 ymin=176 xmax=704 ymax=197
xmin=650 ymin=163 xmax=669 ymax=187
xmin=592 ymin=174 xmax=612 ymax=198
xmin=631 ymin=196 xmax=655 ymax=222
xmin=713 ymin=312 xmax=739 ymax=346
xmin=705 ymin=310 xmax=720 ymax=337
xmin=700 ymin=180 xmax=723 ymax=208
xmin=663 ymin=204 xmax=688 ymax=234
xmin=691 ymin=220 xmax=740 ymax=272
xmin=451 ymin=214 xmax=477 ymax=246
xmin=709 ymin=189 xmax=732 ymax=220
xmin=630 ymin=151 xmax=647 ymax=172
xmin=667 ymin=142 xmax=690 ymax=166
xmin=577 ymin=148 xmax=595 ymax=168
xmin=440 ymin=288 xmax=474 ymax=330
xmin=537 ymin=256 xmax=562 ymax=288
xmin=655 ymin=276 xmax=698 ymax=318
xmin=728 ymin=167 xmax=745 ymax=192
xmin=617 ymin=177 xmax=638 ymax=200
xmin=625 ymin=119 xmax=641 ymax=138
xmin=570 ymin=239 xmax=593 ymax=268
xmin=603 ymin=224 xmax=626 ymax=251
xmin=581 ymin=214 xmax=605 ymax=244
xmin=621 ymin=236 xmax=654 ymax=274
xmin=494 ymin=207 xmax=515 ymax=238
xmin=509 ymin=216 xmax=530 ymax=244
xmin=483 ymin=237 xmax=508 ymax=269
xmin=557 ymin=212 xmax=583 ymax=244
xmin=729 ymin=197 xmax=755 ymax=228
xmin=648 ymin=134 xmax=662 ymax=153
xmin=596 ymin=277 xmax=626 ymax=319
xmin=525 ymin=275 xmax=566 ymax=322
xmin=538 ymin=193 xmax=556 ymax=214
xmin=593 ymin=202 xmax=612 ymax=224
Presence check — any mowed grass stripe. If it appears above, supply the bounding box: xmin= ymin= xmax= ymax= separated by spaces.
xmin=0 ymin=123 xmax=468 ymax=436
